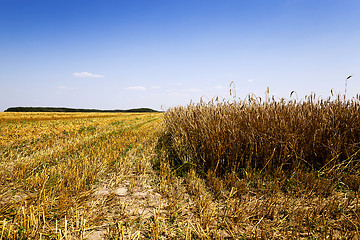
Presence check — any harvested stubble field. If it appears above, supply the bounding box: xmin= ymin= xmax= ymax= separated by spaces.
xmin=0 ymin=112 xmax=165 ymax=239
xmin=1 ymin=95 xmax=360 ymax=239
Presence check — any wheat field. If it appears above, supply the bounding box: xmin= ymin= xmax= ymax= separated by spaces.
xmin=1 ymin=96 xmax=360 ymax=239
xmin=0 ymin=112 xmax=164 ymax=239
xmin=159 ymin=94 xmax=360 ymax=239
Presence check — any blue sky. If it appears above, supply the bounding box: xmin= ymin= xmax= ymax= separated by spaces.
xmin=1 ymin=0 xmax=359 ymax=111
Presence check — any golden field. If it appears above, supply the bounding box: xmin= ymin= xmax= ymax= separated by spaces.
xmin=1 ymin=96 xmax=360 ymax=239
xmin=0 ymin=112 xmax=163 ymax=239
xmin=160 ymin=95 xmax=360 ymax=239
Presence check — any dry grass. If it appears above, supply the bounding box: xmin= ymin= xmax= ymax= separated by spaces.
xmin=2 ymin=94 xmax=360 ymax=239
xmin=0 ymin=112 xmax=163 ymax=239
xmin=163 ymin=94 xmax=360 ymax=176
xmin=158 ymin=94 xmax=360 ymax=238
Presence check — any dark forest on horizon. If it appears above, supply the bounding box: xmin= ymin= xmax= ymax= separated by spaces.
xmin=4 ymin=107 xmax=160 ymax=113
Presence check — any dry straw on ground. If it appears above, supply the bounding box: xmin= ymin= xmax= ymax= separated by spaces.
xmin=0 ymin=112 xmax=164 ymax=239
xmin=159 ymin=93 xmax=360 ymax=238
xmin=1 ymin=93 xmax=360 ymax=239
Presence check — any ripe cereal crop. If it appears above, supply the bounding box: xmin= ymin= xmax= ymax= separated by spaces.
xmin=1 ymin=93 xmax=360 ymax=239
xmin=158 ymin=93 xmax=360 ymax=238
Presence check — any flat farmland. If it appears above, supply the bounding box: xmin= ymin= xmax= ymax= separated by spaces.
xmin=1 ymin=99 xmax=360 ymax=240
xmin=0 ymin=112 xmax=163 ymax=239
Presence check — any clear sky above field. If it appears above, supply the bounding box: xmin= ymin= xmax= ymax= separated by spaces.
xmin=1 ymin=0 xmax=360 ymax=111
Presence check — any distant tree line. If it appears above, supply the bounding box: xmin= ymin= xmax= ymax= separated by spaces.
xmin=4 ymin=107 xmax=161 ymax=113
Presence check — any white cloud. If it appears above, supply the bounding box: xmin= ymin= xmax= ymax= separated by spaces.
xmin=215 ymin=85 xmax=225 ymax=90
xmin=248 ymin=79 xmax=253 ymax=83
xmin=125 ymin=86 xmax=146 ymax=91
xmin=73 ymin=72 xmax=105 ymax=78
xmin=151 ymin=86 xmax=161 ymax=89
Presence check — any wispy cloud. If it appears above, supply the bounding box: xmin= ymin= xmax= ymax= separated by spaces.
xmin=73 ymin=72 xmax=104 ymax=78
xmin=125 ymin=86 xmax=146 ymax=91
xmin=55 ymin=85 xmax=73 ymax=95
xmin=248 ymin=79 xmax=253 ymax=83
xmin=151 ymin=86 xmax=161 ymax=89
